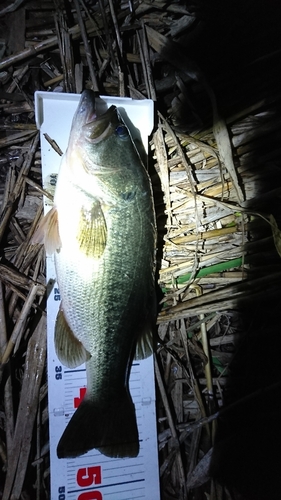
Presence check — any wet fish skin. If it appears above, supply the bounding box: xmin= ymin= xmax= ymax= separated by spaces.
xmin=38 ymin=90 xmax=156 ymax=458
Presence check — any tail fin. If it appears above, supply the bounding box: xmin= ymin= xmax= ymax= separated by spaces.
xmin=57 ymin=388 xmax=139 ymax=459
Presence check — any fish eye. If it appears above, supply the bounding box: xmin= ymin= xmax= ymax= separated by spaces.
xmin=115 ymin=124 xmax=129 ymax=140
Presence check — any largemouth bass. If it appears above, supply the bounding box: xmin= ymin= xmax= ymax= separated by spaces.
xmin=35 ymin=90 xmax=156 ymax=458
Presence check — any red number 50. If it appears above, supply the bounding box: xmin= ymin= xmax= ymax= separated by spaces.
xmin=78 ymin=493 xmax=102 ymax=500
xmin=77 ymin=466 xmax=102 ymax=500
xmin=77 ymin=466 xmax=102 ymax=487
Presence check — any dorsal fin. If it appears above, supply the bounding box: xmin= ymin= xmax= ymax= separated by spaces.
xmin=31 ymin=206 xmax=61 ymax=255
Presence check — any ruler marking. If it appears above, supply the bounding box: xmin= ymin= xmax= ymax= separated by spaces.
xmin=67 ymin=456 xmax=144 ymax=467
xmin=68 ymin=477 xmax=145 ymax=494
xmin=103 ymin=467 xmax=145 ymax=477
xmin=64 ymin=369 xmax=87 ymax=374
xmin=103 ymin=494 xmax=145 ymax=500
xmin=102 ymin=489 xmax=146 ymax=500
xmin=105 ymin=472 xmax=145 ymax=480
xmin=103 ymin=463 xmax=144 ymax=471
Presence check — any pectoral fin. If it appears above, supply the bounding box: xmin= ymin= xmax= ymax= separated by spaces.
xmin=31 ymin=206 xmax=61 ymax=255
xmin=77 ymin=201 xmax=107 ymax=258
xmin=55 ymin=307 xmax=91 ymax=368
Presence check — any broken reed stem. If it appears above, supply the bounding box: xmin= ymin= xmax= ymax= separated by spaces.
xmin=0 ymin=17 xmax=102 ymax=72
xmin=107 ymin=0 xmax=126 ymax=96
xmin=0 ymin=283 xmax=42 ymax=365
xmin=23 ymin=174 xmax=54 ymax=201
xmin=0 ymin=262 xmax=38 ymax=292
xmin=79 ymin=0 xmax=102 ymax=37
xmin=177 ymin=323 xmax=208 ymax=424
xmin=73 ymin=0 xmax=99 ymax=91
xmin=0 ymin=282 xmax=14 ymax=460
xmin=153 ymin=121 xmax=172 ymax=227
xmin=2 ymin=315 xmax=47 ymax=500
xmin=43 ymin=133 xmax=63 ymax=156
xmin=170 ymin=225 xmax=238 ymax=244
xmin=54 ymin=9 xmax=74 ymax=94
xmin=0 ymin=438 xmax=7 ymax=468
xmin=189 ymin=285 xmax=217 ymax=444
xmin=0 ymin=164 xmax=15 ymax=217
xmin=43 ymin=74 xmax=63 ymax=87
xmin=0 ymin=281 xmax=7 ymax=358
xmin=187 ymin=421 xmax=202 ymax=483
xmin=205 ymin=83 xmax=244 ymax=203
xmin=36 ymin=405 xmax=41 ymax=500
xmin=0 ymin=38 xmax=59 ymax=71
xmin=4 ymin=206 xmax=43 ymax=317
xmin=32 ymin=247 xmax=45 ymax=281
xmin=141 ymin=22 xmax=157 ymax=101
xmin=154 ymin=354 xmax=178 ymax=441
xmin=136 ymin=29 xmax=151 ymax=99
xmin=0 ymin=130 xmax=36 ymax=149
xmin=160 ymin=272 xmax=281 ymax=321
xmin=161 ymin=113 xmax=198 ymax=194
xmin=6 ymin=64 xmax=30 ymax=93
xmin=108 ymin=0 xmax=122 ymax=54
xmin=98 ymin=0 xmax=117 ymax=73
xmin=0 ymin=133 xmax=39 ymax=243
xmin=190 ymin=285 xmax=213 ymax=398
xmin=13 ymin=198 xmax=43 ymax=270
xmin=154 ymin=354 xmax=186 ymax=489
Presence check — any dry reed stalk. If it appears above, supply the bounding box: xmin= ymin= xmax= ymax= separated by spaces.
xmin=73 ymin=0 xmax=99 ymax=91
xmin=2 ymin=315 xmax=47 ymax=500
xmin=0 ymin=283 xmax=44 ymax=365
xmin=154 ymin=354 xmax=186 ymax=492
xmin=0 ymin=130 xmax=36 ymax=149
xmin=149 ymin=62 xmax=279 ymax=494
xmin=54 ymin=5 xmax=76 ymax=94
xmin=0 ymin=16 xmax=103 ymax=72
xmin=0 ymin=282 xmax=14 ymax=464
xmin=0 ymin=133 xmax=39 ymax=242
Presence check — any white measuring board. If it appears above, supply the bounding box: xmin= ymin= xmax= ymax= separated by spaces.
xmin=34 ymin=91 xmax=160 ymax=500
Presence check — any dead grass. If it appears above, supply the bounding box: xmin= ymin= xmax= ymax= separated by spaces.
xmin=1 ymin=1 xmax=281 ymax=499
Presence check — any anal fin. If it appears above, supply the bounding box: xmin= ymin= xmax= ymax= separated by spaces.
xmin=55 ymin=307 xmax=91 ymax=368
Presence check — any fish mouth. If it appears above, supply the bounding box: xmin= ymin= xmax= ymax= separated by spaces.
xmin=74 ymin=90 xmax=119 ymax=144
xmin=76 ymin=89 xmax=97 ymax=124
xmin=84 ymin=103 xmax=117 ymax=144
xmin=77 ymin=90 xmax=117 ymax=144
